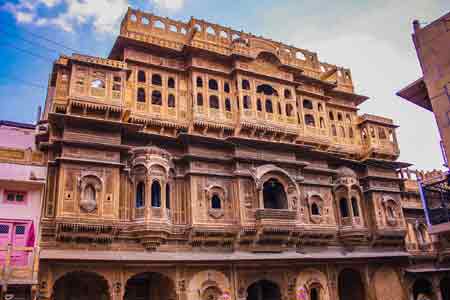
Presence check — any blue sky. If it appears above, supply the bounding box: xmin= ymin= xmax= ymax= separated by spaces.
xmin=0 ymin=0 xmax=449 ymax=170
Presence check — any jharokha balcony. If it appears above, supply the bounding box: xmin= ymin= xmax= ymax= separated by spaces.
xmin=0 ymin=244 xmax=39 ymax=286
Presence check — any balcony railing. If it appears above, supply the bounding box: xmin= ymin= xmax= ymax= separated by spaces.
xmin=0 ymin=244 xmax=39 ymax=285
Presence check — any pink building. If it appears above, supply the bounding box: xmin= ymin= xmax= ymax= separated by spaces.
xmin=0 ymin=121 xmax=46 ymax=300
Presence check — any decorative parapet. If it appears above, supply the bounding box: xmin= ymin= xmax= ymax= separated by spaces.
xmin=255 ymin=209 xmax=297 ymax=221
xmin=71 ymin=54 xmax=127 ymax=70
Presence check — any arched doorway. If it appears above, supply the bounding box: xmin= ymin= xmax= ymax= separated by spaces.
xmin=247 ymin=280 xmax=281 ymax=300
xmin=53 ymin=271 xmax=109 ymax=300
xmin=262 ymin=179 xmax=287 ymax=209
xmin=124 ymin=272 xmax=176 ymax=300
xmin=441 ymin=276 xmax=450 ymax=300
xmin=412 ymin=278 xmax=433 ymax=300
xmin=338 ymin=269 xmax=365 ymax=300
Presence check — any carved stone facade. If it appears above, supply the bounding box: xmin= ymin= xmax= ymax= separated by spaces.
xmin=33 ymin=7 xmax=444 ymax=300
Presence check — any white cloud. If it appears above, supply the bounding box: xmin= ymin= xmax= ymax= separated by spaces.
xmin=153 ymin=0 xmax=185 ymax=11
xmin=15 ymin=11 xmax=34 ymax=23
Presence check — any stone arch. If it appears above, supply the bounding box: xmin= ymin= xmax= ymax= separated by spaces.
xmin=187 ymin=270 xmax=232 ymax=300
xmin=412 ymin=278 xmax=433 ymax=300
xmin=124 ymin=272 xmax=177 ymax=300
xmin=296 ymin=268 xmax=330 ymax=300
xmin=52 ymin=270 xmax=110 ymax=300
xmin=372 ymin=266 xmax=405 ymax=300
xmin=338 ymin=268 xmax=365 ymax=300
xmin=246 ymin=279 xmax=281 ymax=300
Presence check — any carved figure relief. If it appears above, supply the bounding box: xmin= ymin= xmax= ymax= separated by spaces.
xmin=78 ymin=174 xmax=103 ymax=213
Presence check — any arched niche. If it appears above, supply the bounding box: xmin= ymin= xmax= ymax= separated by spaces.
xmin=187 ymin=270 xmax=232 ymax=300
xmin=124 ymin=272 xmax=176 ymax=300
xmin=78 ymin=174 xmax=103 ymax=213
xmin=306 ymin=192 xmax=325 ymax=223
xmin=296 ymin=268 xmax=330 ymax=300
xmin=52 ymin=271 xmax=110 ymax=300
xmin=246 ymin=279 xmax=281 ymax=300
xmin=372 ymin=266 xmax=405 ymax=300
xmin=381 ymin=196 xmax=402 ymax=226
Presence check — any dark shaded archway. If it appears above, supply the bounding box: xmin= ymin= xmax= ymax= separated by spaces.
xmin=262 ymin=179 xmax=287 ymax=209
xmin=441 ymin=276 xmax=450 ymax=300
xmin=412 ymin=278 xmax=433 ymax=300
xmin=338 ymin=269 xmax=365 ymax=300
xmin=53 ymin=271 xmax=109 ymax=300
xmin=247 ymin=280 xmax=281 ymax=300
xmin=124 ymin=272 xmax=176 ymax=300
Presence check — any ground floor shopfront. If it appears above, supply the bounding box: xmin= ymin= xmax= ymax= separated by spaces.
xmin=34 ymin=249 xmax=443 ymax=300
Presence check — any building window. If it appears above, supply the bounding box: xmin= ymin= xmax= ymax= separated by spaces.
xmin=152 ymin=74 xmax=162 ymax=86
xmin=311 ymin=202 xmax=320 ymax=216
xmin=209 ymin=95 xmax=219 ymax=109
xmin=225 ymin=98 xmax=231 ymax=111
xmin=337 ymin=113 xmax=343 ymax=121
xmin=197 ymin=93 xmax=204 ymax=106
xmin=4 ymin=191 xmax=26 ymax=204
xmin=329 ymin=111 xmax=334 ymax=120
xmin=137 ymin=88 xmax=146 ymax=102
xmin=211 ymin=194 xmax=221 ymax=209
xmin=370 ymin=127 xmax=376 ymax=138
xmin=166 ymin=184 xmax=171 ymax=209
xmin=168 ymin=94 xmax=176 ymax=108
xmin=286 ymin=104 xmax=294 ymax=116
xmin=340 ymin=198 xmax=349 ymax=218
xmin=349 ymin=127 xmax=354 ymax=138
xmin=331 ymin=125 xmax=337 ymax=136
xmin=196 ymin=76 xmax=203 ymax=87
xmin=224 ymin=82 xmax=230 ymax=93
xmin=242 ymin=79 xmax=250 ymax=90
xmin=284 ymin=89 xmax=292 ymax=99
xmin=263 ymin=178 xmax=288 ymax=209
xmin=137 ymin=70 xmax=146 ymax=83
xmin=257 ymin=99 xmax=262 ymax=111
xmin=310 ymin=287 xmax=320 ymax=300
xmin=151 ymin=181 xmax=161 ymax=207
xmin=208 ymin=79 xmax=218 ymax=90
xmin=303 ymin=99 xmax=313 ymax=109
xmin=340 ymin=126 xmax=346 ymax=138
xmin=304 ymin=114 xmax=315 ymax=126
xmin=378 ymin=128 xmax=387 ymax=139
xmin=152 ymin=90 xmax=162 ymax=105
xmin=278 ymin=102 xmax=282 ymax=114
xmin=168 ymin=77 xmax=175 ymax=89
xmin=243 ymin=95 xmax=251 ymax=109
xmin=318 ymin=103 xmax=323 ymax=112
xmin=351 ymin=197 xmax=359 ymax=217
xmin=320 ymin=117 xmax=325 ymax=129
xmin=346 ymin=114 xmax=352 ymax=123
xmin=136 ymin=182 xmax=145 ymax=208
xmin=265 ymin=99 xmax=273 ymax=113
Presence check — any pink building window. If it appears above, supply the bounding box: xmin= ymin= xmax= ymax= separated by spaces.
xmin=0 ymin=220 xmax=34 ymax=266
xmin=3 ymin=191 xmax=27 ymax=204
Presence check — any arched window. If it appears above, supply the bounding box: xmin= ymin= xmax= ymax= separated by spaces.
xmin=303 ymin=99 xmax=313 ymax=109
xmin=165 ymin=184 xmax=170 ymax=209
xmin=225 ymin=98 xmax=231 ymax=111
xmin=278 ymin=102 xmax=282 ymax=114
xmin=168 ymin=94 xmax=175 ymax=107
xmin=257 ymin=99 xmax=262 ymax=111
xmin=340 ymin=198 xmax=349 ymax=218
xmin=243 ymin=95 xmax=251 ymax=109
xmin=151 ymin=181 xmax=161 ymax=207
xmin=151 ymin=90 xmax=162 ymax=105
xmin=284 ymin=89 xmax=292 ymax=99
xmin=318 ymin=103 xmax=323 ymax=112
xmin=256 ymin=84 xmax=278 ymax=96
xmin=209 ymin=95 xmax=219 ymax=109
xmin=152 ymin=74 xmax=162 ymax=86
xmin=168 ymin=77 xmax=175 ymax=89
xmin=224 ymin=82 xmax=230 ymax=93
xmin=351 ymin=197 xmax=359 ymax=217
xmin=242 ymin=79 xmax=250 ymax=90
xmin=211 ymin=194 xmax=221 ymax=209
xmin=263 ymin=178 xmax=288 ymax=209
xmin=137 ymin=88 xmax=146 ymax=102
xmin=136 ymin=182 xmax=145 ymax=208
xmin=286 ymin=104 xmax=293 ymax=116
xmin=311 ymin=203 xmax=320 ymax=216
xmin=197 ymin=93 xmax=204 ymax=106
xmin=304 ymin=114 xmax=315 ymax=126
xmin=378 ymin=128 xmax=387 ymax=139
xmin=329 ymin=111 xmax=334 ymax=120
xmin=84 ymin=184 xmax=96 ymax=202
xmin=331 ymin=125 xmax=337 ymax=136
xmin=310 ymin=287 xmax=320 ymax=300
xmin=320 ymin=117 xmax=325 ymax=128
xmin=265 ymin=99 xmax=273 ymax=113
xmin=196 ymin=76 xmax=203 ymax=87
xmin=208 ymin=79 xmax=218 ymax=90
xmin=137 ymin=70 xmax=146 ymax=83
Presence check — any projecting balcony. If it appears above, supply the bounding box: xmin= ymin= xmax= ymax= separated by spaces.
xmin=0 ymin=244 xmax=39 ymax=286
xmin=255 ymin=209 xmax=297 ymax=225
xmin=338 ymin=217 xmax=370 ymax=244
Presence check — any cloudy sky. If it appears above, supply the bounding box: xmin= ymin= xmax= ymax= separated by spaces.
xmin=0 ymin=0 xmax=449 ymax=170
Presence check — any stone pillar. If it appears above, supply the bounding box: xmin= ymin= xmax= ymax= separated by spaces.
xmin=258 ymin=189 xmax=264 ymax=209
xmin=326 ymin=265 xmax=339 ymax=300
